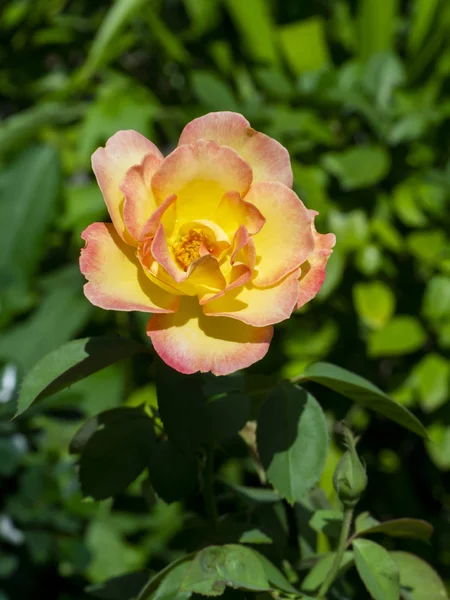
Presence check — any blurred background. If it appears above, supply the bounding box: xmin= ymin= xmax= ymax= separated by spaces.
xmin=1 ymin=0 xmax=450 ymax=598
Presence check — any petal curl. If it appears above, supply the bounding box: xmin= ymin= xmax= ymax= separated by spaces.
xmin=92 ymin=131 xmax=163 ymax=243
xmin=204 ymin=270 xmax=300 ymax=327
xmin=121 ymin=153 xmax=162 ymax=241
xmin=151 ymin=224 xmax=186 ymax=283
xmin=246 ymin=182 xmax=314 ymax=287
xmin=215 ymin=191 xmax=265 ymax=236
xmin=179 ymin=111 xmax=293 ymax=187
xmin=151 ymin=140 xmax=252 ymax=223
xmin=147 ymin=297 xmax=272 ymax=375
xmin=140 ymin=194 xmax=177 ymax=241
xmin=297 ymin=211 xmax=336 ymax=309
xmin=80 ymin=223 xmax=178 ymax=313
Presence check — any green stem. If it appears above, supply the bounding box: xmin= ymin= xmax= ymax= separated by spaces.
xmin=203 ymin=448 xmax=218 ymax=528
xmin=317 ymin=507 xmax=353 ymax=599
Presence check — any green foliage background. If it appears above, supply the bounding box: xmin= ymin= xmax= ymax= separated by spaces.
xmin=1 ymin=0 xmax=450 ymax=598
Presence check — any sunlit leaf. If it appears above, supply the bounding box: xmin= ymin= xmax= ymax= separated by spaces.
xmin=225 ymin=0 xmax=278 ymax=65
xmin=408 ymin=0 xmax=441 ymax=54
xmin=0 ymin=145 xmax=59 ymax=276
xmin=278 ymin=18 xmax=330 ymax=74
xmin=152 ymin=562 xmax=192 ymax=600
xmin=181 ymin=545 xmax=270 ymax=596
xmin=322 ymin=146 xmax=390 ymax=190
xmin=358 ymin=0 xmax=399 ymax=61
xmin=422 ymin=276 xmax=450 ymax=322
xmin=391 ymin=551 xmax=448 ymax=600
xmin=302 ymin=551 xmax=353 ymax=592
xmin=353 ymin=539 xmax=400 ymax=600
xmin=16 ymin=336 xmax=148 ymax=417
xmin=411 ymin=354 xmax=450 ymax=413
xmin=368 ymin=316 xmax=426 ymax=357
xmin=296 ymin=362 xmax=427 ymax=437
xmin=77 ymin=0 xmax=148 ymax=82
xmin=353 ymin=518 xmax=433 ymax=543
xmin=248 ymin=549 xmax=299 ymax=594
xmin=191 ymin=71 xmax=238 ymax=111
xmin=257 ymin=382 xmax=328 ymax=504
xmin=353 ymin=281 xmax=395 ymax=329
xmin=309 ymin=510 xmax=343 ymax=538
xmin=137 ymin=555 xmax=195 ymax=600
xmin=0 ymin=269 xmax=93 ymax=374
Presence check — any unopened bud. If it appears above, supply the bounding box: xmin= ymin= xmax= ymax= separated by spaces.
xmin=333 ymin=423 xmax=367 ymax=508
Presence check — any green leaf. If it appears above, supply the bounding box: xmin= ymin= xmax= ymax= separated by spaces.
xmin=353 ymin=518 xmax=433 ymax=543
xmin=0 ymin=104 xmax=83 ymax=157
xmin=393 ymin=181 xmax=428 ymax=227
xmin=183 ymin=0 xmax=219 ymax=37
xmin=353 ymin=281 xmax=396 ymax=329
xmin=152 ymin=562 xmax=192 ymax=600
xmin=256 ymin=382 xmax=328 ymax=504
xmin=422 ymin=276 xmax=450 ymax=322
xmin=78 ymin=74 xmax=158 ymax=164
xmin=368 ymin=316 xmax=426 ymax=357
xmin=408 ymin=0 xmax=440 ymax=55
xmin=322 ymin=146 xmax=390 ymax=190
xmin=302 ymin=551 xmax=354 ymax=592
xmin=156 ymin=363 xmax=206 ymax=455
xmin=355 ymin=512 xmax=380 ymax=532
xmin=254 ymin=68 xmax=294 ymax=99
xmin=297 ymin=362 xmax=426 ymax=437
xmin=358 ymin=0 xmax=399 ymax=61
xmin=0 ymin=145 xmax=59 ymax=277
xmin=85 ymin=519 xmax=144 ymax=584
xmin=224 ymin=0 xmax=278 ymax=65
xmin=148 ymin=440 xmax=197 ymax=503
xmin=16 ymin=336 xmax=148 ymax=417
xmin=202 ymin=394 xmax=250 ymax=444
xmin=145 ymin=7 xmax=190 ymax=64
xmin=182 ymin=547 xmax=226 ymax=597
xmin=361 ymin=53 xmax=405 ymax=110
xmin=309 ymin=510 xmax=343 ymax=538
xmin=353 ymin=539 xmax=400 ymax=600
xmin=79 ymin=407 xmax=156 ymax=500
xmin=191 ymin=71 xmax=238 ymax=111
xmin=225 ymin=483 xmax=280 ymax=504
xmin=0 ymin=268 xmax=93 ymax=374
xmin=327 ymin=210 xmax=369 ymax=253
xmin=87 ymin=571 xmax=150 ymax=600
xmin=238 ymin=529 xmax=272 ymax=545
xmin=427 ymin=423 xmax=450 ymax=470
xmin=390 ymin=551 xmax=448 ymax=600
xmin=137 ymin=555 xmax=195 ymax=600
xmin=69 ymin=407 xmax=135 ymax=454
xmin=181 ymin=545 xmax=270 ymax=596
xmin=0 ymin=435 xmax=27 ymax=476
xmin=77 ymin=0 xmax=148 ymax=82
xmin=411 ymin=354 xmax=450 ymax=413
xmin=247 ymin=549 xmax=299 ymax=594
xmin=278 ymin=18 xmax=330 ymax=74
xmin=407 ymin=230 xmax=447 ymax=268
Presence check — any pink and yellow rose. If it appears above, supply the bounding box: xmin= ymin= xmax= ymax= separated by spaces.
xmin=80 ymin=112 xmax=335 ymax=375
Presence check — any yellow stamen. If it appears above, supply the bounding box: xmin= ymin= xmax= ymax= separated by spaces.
xmin=173 ymin=229 xmax=213 ymax=270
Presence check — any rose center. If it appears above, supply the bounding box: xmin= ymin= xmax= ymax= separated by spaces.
xmin=173 ymin=229 xmax=213 ymax=270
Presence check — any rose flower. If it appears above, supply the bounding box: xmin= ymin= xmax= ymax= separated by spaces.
xmin=80 ymin=112 xmax=335 ymax=375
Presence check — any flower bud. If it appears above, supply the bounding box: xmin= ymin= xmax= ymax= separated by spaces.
xmin=333 ymin=424 xmax=367 ymax=508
